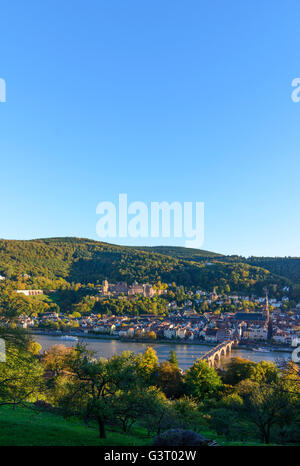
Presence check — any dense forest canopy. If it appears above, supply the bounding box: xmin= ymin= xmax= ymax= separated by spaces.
xmin=0 ymin=237 xmax=298 ymax=299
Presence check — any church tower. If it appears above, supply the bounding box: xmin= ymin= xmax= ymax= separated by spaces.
xmin=263 ymin=290 xmax=272 ymax=340
xmin=102 ymin=279 xmax=109 ymax=295
xmin=263 ymin=292 xmax=269 ymax=323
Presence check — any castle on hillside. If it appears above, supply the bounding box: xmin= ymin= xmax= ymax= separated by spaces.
xmin=100 ymin=280 xmax=165 ymax=298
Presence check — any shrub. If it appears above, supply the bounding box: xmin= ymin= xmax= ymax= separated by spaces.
xmin=152 ymin=428 xmax=218 ymax=446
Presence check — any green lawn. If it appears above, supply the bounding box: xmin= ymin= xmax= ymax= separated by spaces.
xmin=0 ymin=405 xmax=275 ymax=446
xmin=0 ymin=405 xmax=152 ymax=446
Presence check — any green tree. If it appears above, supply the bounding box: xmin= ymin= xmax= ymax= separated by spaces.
xmin=57 ymin=348 xmax=142 ymax=438
xmin=249 ymin=361 xmax=280 ymax=385
xmin=237 ymin=379 xmax=293 ymax=444
xmin=112 ymin=387 xmax=169 ymax=433
xmin=0 ymin=344 xmax=44 ymax=407
xmin=140 ymin=387 xmax=173 ymax=436
xmin=42 ymin=344 xmax=77 ymax=377
xmin=222 ymin=357 xmax=255 ymax=385
xmin=28 ymin=341 xmax=42 ymax=356
xmin=172 ymin=396 xmax=204 ymax=431
xmin=137 ymin=347 xmax=159 ymax=384
xmin=156 ymin=361 xmax=184 ymax=399
xmin=185 ymin=361 xmax=222 ymax=400
xmin=168 ymin=350 xmax=179 ymax=367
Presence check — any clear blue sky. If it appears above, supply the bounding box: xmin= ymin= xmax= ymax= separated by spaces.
xmin=0 ymin=0 xmax=299 ymax=256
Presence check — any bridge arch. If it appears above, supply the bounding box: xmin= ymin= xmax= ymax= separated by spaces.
xmin=220 ymin=347 xmax=226 ymax=357
xmin=200 ymin=340 xmax=237 ymax=368
xmin=214 ymin=352 xmax=221 ymax=368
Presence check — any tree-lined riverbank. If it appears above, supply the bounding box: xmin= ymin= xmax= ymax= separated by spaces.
xmin=34 ymin=334 xmax=292 ymax=370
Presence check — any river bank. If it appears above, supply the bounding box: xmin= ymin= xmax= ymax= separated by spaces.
xmin=29 ymin=329 xmax=292 ymax=354
xmin=32 ymin=333 xmax=293 ymax=370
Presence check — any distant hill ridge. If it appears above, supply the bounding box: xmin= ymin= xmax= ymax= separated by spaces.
xmin=0 ymin=237 xmax=299 ymax=296
xmin=135 ymin=245 xmax=221 ymax=259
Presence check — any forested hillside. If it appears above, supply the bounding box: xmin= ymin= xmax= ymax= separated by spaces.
xmin=140 ymin=246 xmax=300 ymax=297
xmin=243 ymin=257 xmax=300 ymax=284
xmin=136 ymin=245 xmax=221 ymax=260
xmin=140 ymin=247 xmax=300 ymax=285
xmin=0 ymin=237 xmax=295 ymax=297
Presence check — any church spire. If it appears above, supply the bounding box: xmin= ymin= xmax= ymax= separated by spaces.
xmin=263 ymin=288 xmax=272 ymax=340
xmin=263 ymin=289 xmax=269 ymax=322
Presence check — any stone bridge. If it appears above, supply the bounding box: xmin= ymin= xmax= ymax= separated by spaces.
xmin=199 ymin=340 xmax=237 ymax=368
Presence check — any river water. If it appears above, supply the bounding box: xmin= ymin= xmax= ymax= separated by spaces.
xmin=34 ymin=334 xmax=292 ymax=371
